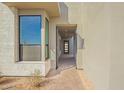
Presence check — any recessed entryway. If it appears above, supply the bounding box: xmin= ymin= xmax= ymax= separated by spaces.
xmin=56 ymin=24 xmax=77 ymax=70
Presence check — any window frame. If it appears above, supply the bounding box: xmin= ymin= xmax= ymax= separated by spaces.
xmin=19 ymin=15 xmax=42 ymax=61
xmin=45 ymin=18 xmax=49 ymax=60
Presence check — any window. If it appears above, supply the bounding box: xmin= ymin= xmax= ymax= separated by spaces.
xmin=19 ymin=15 xmax=41 ymax=61
xmin=45 ymin=18 xmax=49 ymax=59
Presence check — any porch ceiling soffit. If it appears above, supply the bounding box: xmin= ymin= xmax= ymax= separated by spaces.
xmin=3 ymin=2 xmax=60 ymax=17
xmin=57 ymin=24 xmax=77 ymax=38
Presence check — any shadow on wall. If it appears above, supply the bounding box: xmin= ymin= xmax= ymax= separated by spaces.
xmin=50 ymin=49 xmax=56 ymax=61
xmin=77 ymin=34 xmax=85 ymax=49
xmin=59 ymin=2 xmax=68 ymax=21
xmin=2 ymin=3 xmax=15 ymax=15
xmin=0 ymin=72 xmax=2 ymax=78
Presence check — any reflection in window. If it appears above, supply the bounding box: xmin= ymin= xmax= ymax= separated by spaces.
xmin=20 ymin=16 xmax=41 ymax=45
xmin=19 ymin=15 xmax=41 ymax=61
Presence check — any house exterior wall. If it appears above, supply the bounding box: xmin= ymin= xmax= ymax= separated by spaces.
xmin=66 ymin=3 xmax=84 ymax=69
xmin=65 ymin=2 xmax=124 ymax=89
xmin=1 ymin=2 xmax=124 ymax=89
xmin=69 ymin=37 xmax=74 ymax=56
xmin=56 ymin=29 xmax=62 ymax=61
xmin=80 ymin=3 xmax=111 ymax=89
xmin=49 ymin=2 xmax=84 ymax=69
xmin=49 ymin=3 xmax=69 ymax=69
xmin=0 ymin=3 xmax=50 ymax=76
xmin=61 ymin=2 xmax=124 ymax=89
xmin=108 ymin=3 xmax=124 ymax=89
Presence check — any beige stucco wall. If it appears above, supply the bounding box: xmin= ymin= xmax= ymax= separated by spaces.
xmin=1 ymin=2 xmax=124 ymax=89
xmin=67 ymin=2 xmax=124 ymax=89
xmin=49 ymin=2 xmax=69 ymax=69
xmin=69 ymin=37 xmax=74 ymax=56
xmin=0 ymin=3 xmax=50 ymax=76
xmin=65 ymin=2 xmax=124 ymax=89
xmin=66 ymin=3 xmax=84 ymax=69
xmin=81 ymin=3 xmax=111 ymax=89
xmin=56 ymin=29 xmax=62 ymax=63
xmin=108 ymin=3 xmax=124 ymax=89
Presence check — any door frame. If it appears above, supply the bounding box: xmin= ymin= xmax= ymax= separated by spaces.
xmin=56 ymin=26 xmax=58 ymax=69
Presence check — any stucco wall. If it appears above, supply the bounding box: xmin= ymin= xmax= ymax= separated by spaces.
xmin=69 ymin=37 xmax=74 ymax=56
xmin=0 ymin=3 xmax=50 ymax=76
xmin=49 ymin=2 xmax=69 ymax=69
xmin=65 ymin=2 xmax=124 ymax=89
xmin=109 ymin=3 xmax=124 ymax=89
xmin=56 ymin=29 xmax=62 ymax=65
xmin=70 ymin=2 xmax=124 ymax=89
xmin=66 ymin=3 xmax=83 ymax=69
xmin=1 ymin=2 xmax=124 ymax=89
xmin=81 ymin=3 xmax=111 ymax=89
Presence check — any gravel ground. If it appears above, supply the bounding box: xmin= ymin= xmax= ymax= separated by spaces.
xmin=0 ymin=67 xmax=85 ymax=90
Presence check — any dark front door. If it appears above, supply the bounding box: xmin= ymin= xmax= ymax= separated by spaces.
xmin=64 ymin=40 xmax=69 ymax=54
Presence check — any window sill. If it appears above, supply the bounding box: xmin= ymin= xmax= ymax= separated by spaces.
xmin=16 ymin=61 xmax=45 ymax=64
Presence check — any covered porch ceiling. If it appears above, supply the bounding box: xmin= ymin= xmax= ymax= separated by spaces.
xmin=3 ymin=2 xmax=60 ymax=17
xmin=57 ymin=24 xmax=77 ymax=38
